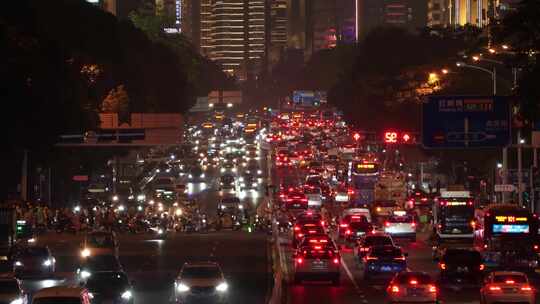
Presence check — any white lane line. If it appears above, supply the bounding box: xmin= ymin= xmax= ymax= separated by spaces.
xmin=341 ymin=256 xmax=362 ymax=293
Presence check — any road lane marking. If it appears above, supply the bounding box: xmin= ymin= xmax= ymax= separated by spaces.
xmin=340 ymin=256 xmax=362 ymax=293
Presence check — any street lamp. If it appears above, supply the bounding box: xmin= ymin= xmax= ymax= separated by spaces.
xmin=455 ymin=61 xmax=497 ymax=95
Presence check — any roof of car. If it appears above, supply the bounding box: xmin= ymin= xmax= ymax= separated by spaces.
xmin=183 ymin=261 xmax=220 ymax=268
xmin=490 ymin=271 xmax=526 ymax=276
xmin=33 ymin=286 xmax=87 ymax=298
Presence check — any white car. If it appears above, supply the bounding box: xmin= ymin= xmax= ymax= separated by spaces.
xmin=480 ymin=271 xmax=535 ymax=304
xmin=384 ymin=211 xmax=417 ymax=241
xmin=0 ymin=277 xmax=28 ymax=304
xmin=305 ymin=188 xmax=323 ymax=208
xmin=174 ymin=262 xmax=229 ymax=304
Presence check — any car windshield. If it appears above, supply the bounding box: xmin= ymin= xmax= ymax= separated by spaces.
xmin=182 ymin=266 xmax=221 ymax=279
xmin=0 ymin=281 xmax=19 ymax=293
xmin=18 ymin=247 xmax=48 ymax=257
xmin=364 ymin=237 xmax=393 ymax=246
xmin=85 ymin=272 xmax=128 ymax=290
xmin=83 ymin=256 xmax=121 ymax=271
xmin=350 ymin=221 xmax=370 ymax=229
xmin=305 ymin=188 xmax=321 ymax=194
xmin=33 ymin=298 xmax=81 ymax=304
xmin=88 ymin=234 xmax=114 ymax=247
xmin=493 ymin=275 xmax=527 ymax=283
xmin=396 ymin=273 xmax=433 ymax=284
xmin=443 ymin=250 xmax=481 ymax=264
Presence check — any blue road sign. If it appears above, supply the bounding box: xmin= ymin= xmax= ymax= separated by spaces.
xmin=422 ymin=96 xmax=511 ymax=148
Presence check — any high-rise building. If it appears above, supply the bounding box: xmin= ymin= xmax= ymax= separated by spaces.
xmin=208 ymin=0 xmax=267 ymax=78
xmin=427 ymin=0 xmax=449 ymax=27
xmin=269 ymin=0 xmax=288 ymax=68
xmin=448 ymin=0 xmax=490 ymax=27
xmin=357 ymin=0 xmax=428 ymax=39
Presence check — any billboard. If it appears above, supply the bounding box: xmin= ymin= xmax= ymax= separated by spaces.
xmin=292 ymin=91 xmax=327 ymax=107
xmin=422 ymin=96 xmax=511 ymax=148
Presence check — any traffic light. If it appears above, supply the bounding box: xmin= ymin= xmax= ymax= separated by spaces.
xmin=402 ymin=133 xmax=411 ymax=143
xmin=353 ymin=132 xmax=361 ymax=141
xmin=384 ymin=132 xmax=398 ymax=143
xmin=16 ymin=220 xmax=26 ymax=237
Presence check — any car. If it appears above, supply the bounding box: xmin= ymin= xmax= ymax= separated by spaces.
xmin=0 ymin=277 xmax=28 ymax=304
xmin=363 ymin=245 xmax=407 ymax=280
xmin=333 ymin=185 xmax=353 ymax=203
xmin=243 ymin=162 xmax=263 ymax=176
xmin=12 ymin=246 xmax=56 ymax=278
xmin=83 ymin=271 xmax=134 ymax=304
xmin=480 ymin=271 xmax=535 ymax=304
xmin=218 ymin=174 xmax=236 ymax=191
xmin=438 ymin=248 xmax=484 ymax=283
xmin=81 ymin=231 xmax=119 ymax=259
xmin=387 ymin=272 xmax=438 ymax=304
xmin=187 ymin=167 xmax=206 ymax=182
xmin=239 ymin=174 xmax=258 ymax=191
xmin=338 ymin=212 xmax=372 ymax=238
xmin=384 ymin=211 xmax=417 ymax=241
xmin=304 ymin=187 xmax=323 ymax=208
xmin=354 ymin=233 xmax=395 ymax=260
xmin=77 ymin=255 xmax=123 ymax=281
xmin=292 ymin=222 xmax=326 ymax=248
xmin=32 ymin=286 xmax=92 ymax=304
xmin=283 ymin=191 xmax=308 ymax=211
xmin=218 ymin=197 xmax=243 ymax=215
xmin=344 ymin=217 xmax=374 ymax=248
xmin=173 ymin=262 xmax=229 ymax=304
xmin=220 ymin=162 xmax=237 ymax=174
xmin=372 ymin=200 xmax=399 ymax=218
xmin=293 ymin=243 xmax=341 ymax=285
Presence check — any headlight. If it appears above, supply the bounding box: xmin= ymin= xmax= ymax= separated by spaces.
xmin=137 ymin=194 xmax=145 ymax=201
xmin=137 ymin=206 xmax=143 ymax=211
xmin=238 ymin=204 xmax=244 ymax=209
xmin=43 ymin=259 xmax=52 ymax=267
xmin=112 ymin=195 xmax=119 ymax=202
xmin=14 ymin=261 xmax=22 ymax=267
xmin=81 ymin=270 xmax=91 ymax=279
xmin=221 ymin=205 xmax=226 ymax=209
xmin=121 ymin=290 xmax=132 ymax=300
xmin=200 ymin=173 xmax=205 ymax=178
xmin=252 ymin=183 xmax=258 ymax=187
xmin=232 ymin=168 xmax=237 ymax=172
xmin=81 ymin=248 xmax=91 ymax=258
xmin=257 ymin=170 xmax=262 ymax=174
xmin=118 ymin=205 xmax=125 ymax=211
xmin=220 ymin=168 xmax=225 ymax=172
xmin=157 ymin=229 xmax=164 ymax=235
xmin=239 ymin=177 xmax=244 ymax=182
xmin=176 ymin=283 xmax=190 ymax=292
xmin=241 ymin=183 xmax=246 ymax=187
xmin=216 ymin=282 xmax=228 ymax=292
xmin=188 ymin=174 xmax=193 ymax=178
xmin=10 ymin=298 xmax=23 ymax=304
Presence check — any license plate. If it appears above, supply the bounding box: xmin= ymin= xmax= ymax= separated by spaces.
xmin=457 ymin=266 xmax=468 ymax=272
xmin=407 ymin=288 xmax=423 ymax=296
xmin=293 ymin=204 xmax=300 ymax=207
xmin=381 ymin=266 xmax=392 ymax=271
xmin=356 ymin=232 xmax=365 ymax=236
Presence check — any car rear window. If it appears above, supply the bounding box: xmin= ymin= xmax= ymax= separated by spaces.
xmin=396 ymin=273 xmax=433 ymax=284
xmin=371 ymin=247 xmax=402 ymax=258
xmin=389 ymin=216 xmax=413 ymax=223
xmin=493 ymin=275 xmax=527 ymax=283
xmin=443 ymin=250 xmax=481 ymax=263
xmin=302 ymin=248 xmax=337 ymax=259
xmin=364 ymin=236 xmax=393 ymax=246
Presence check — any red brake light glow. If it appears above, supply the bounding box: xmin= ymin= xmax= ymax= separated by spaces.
xmin=409 ymin=280 xmax=418 ymax=285
xmin=489 ymin=286 xmax=501 ymax=291
xmin=521 ymin=286 xmax=533 ymax=291
xmin=333 ymin=258 xmax=339 ymax=264
xmin=439 ymin=263 xmax=446 ymax=270
xmin=429 ymin=285 xmax=437 ymax=293
xmin=390 ymin=285 xmax=400 ymax=293
xmin=297 ymin=257 xmax=303 ymax=264
xmin=505 ymin=280 xmax=514 ymax=284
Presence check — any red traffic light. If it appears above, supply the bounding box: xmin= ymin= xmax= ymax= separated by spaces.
xmin=353 ymin=133 xmax=361 ymax=141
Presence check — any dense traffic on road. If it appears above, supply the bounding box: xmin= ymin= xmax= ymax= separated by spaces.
xmin=0 ymin=105 xmax=539 ymax=304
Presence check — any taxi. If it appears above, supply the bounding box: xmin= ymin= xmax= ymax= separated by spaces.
xmin=480 ymin=271 xmax=535 ymax=304
xmin=293 ymin=242 xmax=340 ymax=286
xmin=387 ymin=272 xmax=438 ymax=303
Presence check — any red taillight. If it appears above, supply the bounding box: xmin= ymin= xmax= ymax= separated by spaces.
xmin=390 ymin=285 xmax=400 ymax=293
xmin=360 ymin=247 xmax=369 ymax=252
xmin=340 ymin=224 xmax=348 ymax=228
xmin=428 ymin=285 xmax=437 ymax=293
xmin=294 ymin=226 xmax=300 ymax=231
xmin=439 ymin=263 xmax=446 ymax=270
xmin=411 ymin=222 xmax=416 ymax=227
xmin=308 ymin=230 xmax=316 ymax=234
xmin=366 ymin=256 xmax=378 ymax=261
xmin=347 ymin=189 xmax=355 ymax=195
xmin=479 ymin=264 xmax=485 ymax=271
xmin=385 ymin=222 xmax=390 ymax=227
xmin=345 ymin=230 xmax=351 ymax=235
xmin=333 ymin=258 xmax=339 ymax=264
xmin=534 ymin=244 xmax=539 ymax=251
xmin=409 ymin=280 xmax=418 ymax=285
xmin=297 ymin=233 xmax=304 ymax=238
xmin=297 ymin=257 xmax=303 ymax=264
xmin=314 ymin=245 xmax=322 ymax=250
xmin=521 ymin=286 xmax=533 ymax=291
xmin=505 ymin=280 xmax=515 ymax=284
xmin=394 ymin=256 xmax=406 ymax=261
xmin=489 ymin=286 xmax=501 ymax=291
xmin=321 ymin=220 xmax=325 ymax=226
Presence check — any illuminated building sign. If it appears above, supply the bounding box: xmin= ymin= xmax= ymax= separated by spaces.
xmin=495 ymin=216 xmax=528 ymax=223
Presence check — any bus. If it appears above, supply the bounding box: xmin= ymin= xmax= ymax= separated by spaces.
xmin=349 ymin=162 xmax=380 ymax=206
xmin=477 ymin=204 xmax=539 ymax=270
xmin=432 ymin=191 xmax=475 ymax=243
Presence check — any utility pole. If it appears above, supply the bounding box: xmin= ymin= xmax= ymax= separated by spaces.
xmin=21 ymin=150 xmax=28 ymax=202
